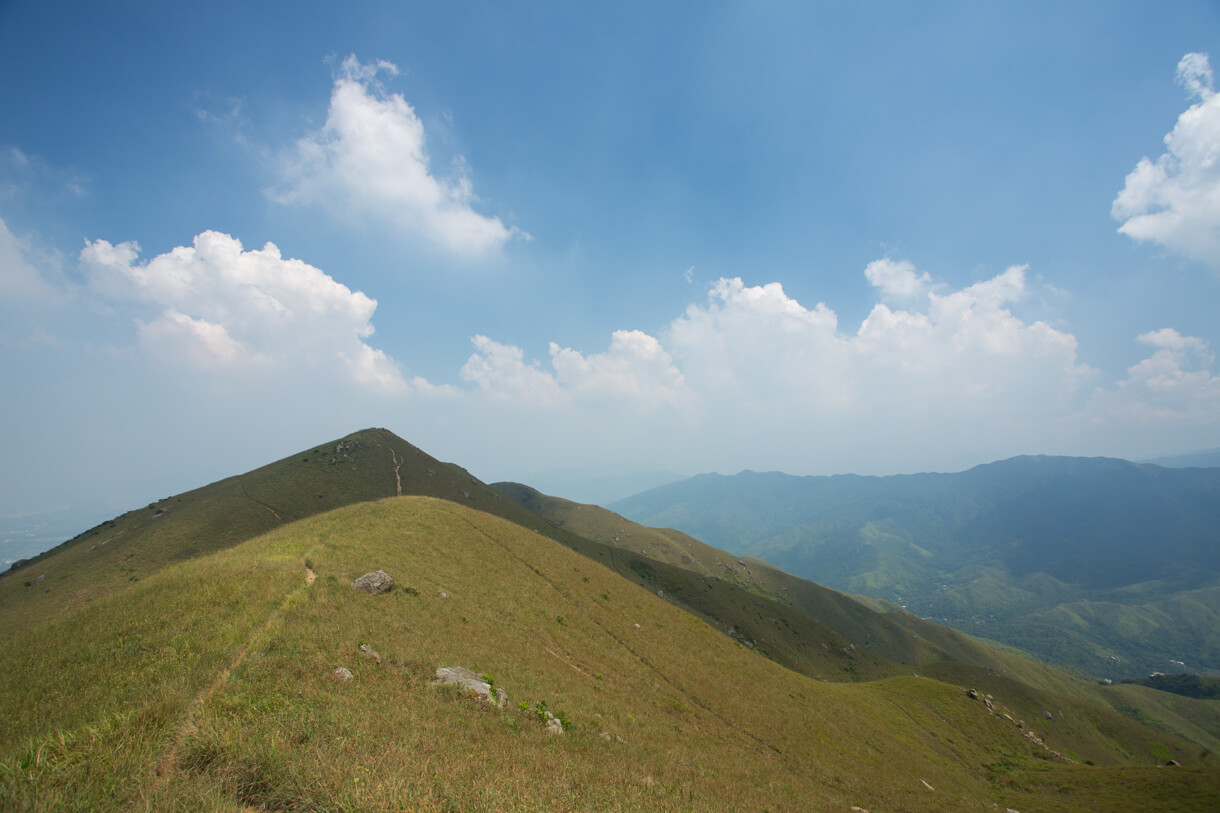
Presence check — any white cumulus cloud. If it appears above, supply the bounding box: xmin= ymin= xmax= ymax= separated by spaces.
xmin=459 ymin=330 xmax=691 ymax=411
xmin=667 ymin=266 xmax=1089 ymax=426
xmin=1113 ymin=52 xmax=1220 ymax=268
xmin=79 ymin=230 xmax=407 ymax=391
xmin=864 ymin=258 xmax=934 ymax=301
xmin=457 ymin=261 xmax=1118 ymax=474
xmin=272 ymin=55 xmax=525 ymax=257
xmin=460 ymin=335 xmax=563 ymax=406
xmin=550 ymin=330 xmax=692 ymax=409
xmin=1085 ymin=328 xmax=1220 ymax=429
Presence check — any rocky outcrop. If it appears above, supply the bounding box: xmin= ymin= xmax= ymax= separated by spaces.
xmin=964 ymin=687 xmax=1075 ymax=764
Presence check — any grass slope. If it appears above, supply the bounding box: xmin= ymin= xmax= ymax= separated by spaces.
xmin=3 ymin=497 xmax=1215 ymax=812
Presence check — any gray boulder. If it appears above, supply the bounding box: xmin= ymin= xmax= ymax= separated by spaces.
xmin=434 ymin=666 xmax=507 ymax=708
xmin=352 ymin=570 xmax=394 ymax=594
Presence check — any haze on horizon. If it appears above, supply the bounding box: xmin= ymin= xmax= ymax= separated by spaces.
xmin=2 ymin=1 xmax=1219 ymax=548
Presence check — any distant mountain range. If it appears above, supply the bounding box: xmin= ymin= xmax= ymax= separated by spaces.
xmin=611 ymin=455 xmax=1220 ymax=679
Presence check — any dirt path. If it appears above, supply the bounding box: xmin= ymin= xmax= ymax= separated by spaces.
xmin=238 ymin=479 xmax=283 ymax=521
xmin=391 ymin=449 xmax=403 ymax=496
xmin=156 ymin=563 xmax=316 ymax=783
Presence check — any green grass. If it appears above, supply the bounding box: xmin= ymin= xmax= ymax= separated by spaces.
xmin=4 ymin=496 xmax=1214 ymax=811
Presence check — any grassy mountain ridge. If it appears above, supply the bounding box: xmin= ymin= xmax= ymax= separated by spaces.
xmin=611 ymin=456 xmax=1220 ymax=678
xmin=0 ymin=428 xmax=477 ymax=637
xmin=3 ymin=496 xmax=1216 ymax=811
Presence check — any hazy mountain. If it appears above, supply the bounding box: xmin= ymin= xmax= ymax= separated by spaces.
xmin=507 ymin=468 xmax=688 ymax=507
xmin=1142 ymin=448 xmax=1220 ymax=469
xmin=611 ymin=455 xmax=1220 ymax=679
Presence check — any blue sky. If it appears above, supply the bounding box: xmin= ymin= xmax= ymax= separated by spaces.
xmin=2 ymin=1 xmax=1220 ymax=553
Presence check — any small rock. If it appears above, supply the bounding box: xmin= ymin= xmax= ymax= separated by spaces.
xmin=437 ymin=589 xmax=449 ymax=599
xmin=32 ymin=574 xmax=45 ymax=585
xmin=640 ymin=775 xmax=655 ymax=787
xmin=850 ymin=807 xmax=870 ymax=813
xmin=600 ymin=731 xmax=612 ymax=742
xmin=352 ymin=570 xmax=394 ymax=594
xmin=546 ymin=714 xmax=563 ymax=734
xmin=359 ymin=643 xmax=381 ymax=664
xmin=1043 ymin=710 xmax=1054 ymax=720
xmin=1165 ymin=759 xmax=1181 ymax=767
xmin=967 ymin=688 xmax=980 ymax=700
xmin=333 ymin=666 xmax=353 ymax=680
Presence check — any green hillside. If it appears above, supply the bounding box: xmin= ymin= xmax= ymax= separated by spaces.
xmin=3 ymin=496 xmax=1216 ymax=811
xmin=493 ymin=482 xmax=1220 ymax=756
xmin=610 ymin=457 xmax=1220 ymax=678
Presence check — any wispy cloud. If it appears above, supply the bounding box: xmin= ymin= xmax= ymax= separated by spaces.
xmin=0 ymin=217 xmax=65 ymax=303
xmin=270 ymin=55 xmax=527 ymax=258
